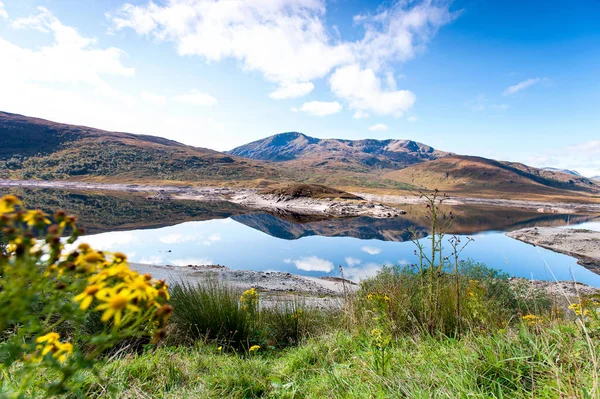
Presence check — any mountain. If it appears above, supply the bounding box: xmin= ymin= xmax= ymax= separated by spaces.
xmin=593 ymin=176 xmax=600 ymax=183
xmin=383 ymin=155 xmax=600 ymax=196
xmin=0 ymin=111 xmax=279 ymax=182
xmin=228 ymin=132 xmax=449 ymax=171
xmin=542 ymin=167 xmax=581 ymax=176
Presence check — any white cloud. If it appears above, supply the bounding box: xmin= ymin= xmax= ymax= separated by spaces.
xmin=329 ymin=64 xmax=416 ymax=117
xmin=170 ymin=258 xmax=213 ymax=266
xmin=283 ymin=258 xmax=292 ymax=264
xmin=203 ymin=233 xmax=222 ymax=246
xmin=109 ymin=0 xmax=458 ymax=108
xmin=141 ymin=90 xmax=167 ymax=105
xmin=345 ymin=257 xmax=361 ymax=267
xmin=0 ymin=1 xmax=8 ymax=19
xmin=344 ymin=262 xmax=382 ymax=281
xmin=293 ymin=256 xmax=334 ymax=272
xmin=295 ymin=100 xmax=342 ymax=117
xmin=353 ymin=0 xmax=461 ymax=69
xmin=6 ymin=7 xmax=134 ymax=88
xmin=174 ymin=90 xmax=217 ymax=106
xmin=368 ymin=123 xmax=388 ymax=132
xmin=526 ymin=140 xmax=600 ymax=178
xmin=353 ymin=110 xmax=370 ymax=119
xmin=76 ymin=232 xmax=136 ymax=251
xmin=108 ymin=0 xmax=354 ymax=85
xmin=0 ymin=7 xmax=229 ymax=150
xmin=407 ymin=116 xmax=418 ymax=122
xmin=503 ymin=77 xmax=545 ymax=96
xmin=567 ymin=140 xmax=600 ymax=156
xmin=269 ymin=82 xmax=314 ymax=99
xmin=139 ymin=255 xmax=164 ymax=265
xmin=361 ymin=246 xmax=381 ymax=255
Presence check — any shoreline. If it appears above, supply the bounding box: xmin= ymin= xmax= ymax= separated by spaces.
xmin=130 ymin=263 xmax=599 ymax=308
xmin=2 ymin=179 xmax=600 ymax=216
xmin=507 ymin=226 xmax=600 ymax=273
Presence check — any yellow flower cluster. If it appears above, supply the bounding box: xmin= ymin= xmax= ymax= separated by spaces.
xmin=367 ymin=292 xmax=391 ymax=302
xmin=240 ymin=288 xmax=259 ymax=312
xmin=33 ymin=332 xmax=73 ymax=363
xmin=521 ymin=314 xmax=542 ymax=326
xmin=370 ymin=328 xmax=391 ymax=349
xmin=568 ymin=303 xmax=590 ymax=317
xmin=71 ymin=246 xmax=171 ymax=326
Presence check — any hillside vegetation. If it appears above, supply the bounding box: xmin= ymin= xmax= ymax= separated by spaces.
xmin=384 ymin=155 xmax=600 ymax=197
xmin=0 ymin=111 xmax=280 ymax=183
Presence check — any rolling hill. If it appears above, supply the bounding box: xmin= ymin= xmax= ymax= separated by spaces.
xmin=228 ymin=132 xmax=449 ymax=171
xmin=1 ymin=111 xmax=597 ymax=201
xmin=383 ymin=155 xmax=600 ymax=197
xmin=0 ymin=111 xmax=280 ymax=183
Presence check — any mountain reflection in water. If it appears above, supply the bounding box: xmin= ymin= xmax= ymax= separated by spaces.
xmin=2 ymin=188 xmax=600 ymax=286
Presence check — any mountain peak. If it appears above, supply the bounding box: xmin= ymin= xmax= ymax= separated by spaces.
xmin=229 ymin=133 xmax=448 ymax=169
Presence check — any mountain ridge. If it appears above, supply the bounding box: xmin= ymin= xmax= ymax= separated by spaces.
xmin=228 ymin=131 xmax=449 ymax=170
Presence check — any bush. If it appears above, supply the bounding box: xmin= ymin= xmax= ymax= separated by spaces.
xmin=0 ymin=195 xmax=172 ymax=397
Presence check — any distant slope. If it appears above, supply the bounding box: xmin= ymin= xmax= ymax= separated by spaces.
xmin=542 ymin=167 xmax=581 ymax=176
xmin=228 ymin=132 xmax=449 ymax=170
xmin=593 ymin=176 xmax=600 ymax=183
xmin=0 ymin=111 xmax=279 ymax=182
xmin=383 ymin=155 xmax=600 ymax=196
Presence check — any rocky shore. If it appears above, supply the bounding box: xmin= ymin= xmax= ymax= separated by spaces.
xmin=507 ymin=227 xmax=600 ymax=272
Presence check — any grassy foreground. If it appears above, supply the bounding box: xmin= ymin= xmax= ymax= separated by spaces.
xmin=69 ymin=323 xmax=596 ymax=399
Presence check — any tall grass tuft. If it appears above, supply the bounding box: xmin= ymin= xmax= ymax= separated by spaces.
xmin=170 ymin=279 xmax=256 ymax=351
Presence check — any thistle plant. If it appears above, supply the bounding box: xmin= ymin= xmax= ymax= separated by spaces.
xmin=0 ymin=195 xmax=171 ymax=397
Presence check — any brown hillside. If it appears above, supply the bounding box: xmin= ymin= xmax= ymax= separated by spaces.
xmin=383 ymin=155 xmax=600 ymax=197
xmin=0 ymin=111 xmax=280 ymax=183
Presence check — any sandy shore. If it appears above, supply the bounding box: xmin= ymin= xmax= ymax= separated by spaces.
xmin=507 ymin=227 xmax=600 ymax=272
xmin=3 ymin=179 xmax=600 ymax=216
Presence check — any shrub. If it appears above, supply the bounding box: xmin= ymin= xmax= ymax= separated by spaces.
xmin=0 ymin=195 xmax=171 ymax=397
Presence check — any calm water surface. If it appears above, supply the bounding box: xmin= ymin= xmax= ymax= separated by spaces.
xmin=4 ymin=188 xmax=600 ymax=287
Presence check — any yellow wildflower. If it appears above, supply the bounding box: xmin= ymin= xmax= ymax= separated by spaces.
xmin=35 ymin=332 xmax=60 ymax=345
xmin=73 ymin=284 xmax=103 ymax=310
xmin=0 ymin=195 xmax=21 ymax=214
xmin=521 ymin=314 xmax=541 ymax=326
xmin=249 ymin=345 xmax=260 ymax=352
xmin=95 ymin=287 xmax=140 ymax=325
xmin=568 ymin=303 xmax=590 ymax=317
xmin=34 ymin=332 xmax=73 ymax=363
xmin=23 ymin=210 xmax=51 ymax=228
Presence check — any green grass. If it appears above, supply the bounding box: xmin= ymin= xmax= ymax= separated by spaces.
xmin=65 ymin=323 xmax=597 ymax=398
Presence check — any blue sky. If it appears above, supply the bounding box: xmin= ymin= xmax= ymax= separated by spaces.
xmin=0 ymin=0 xmax=598 ymax=176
